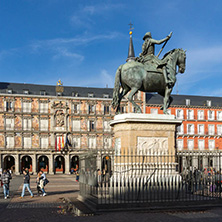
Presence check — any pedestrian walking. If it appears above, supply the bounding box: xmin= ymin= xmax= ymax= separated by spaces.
xmin=39 ymin=170 xmax=49 ymax=196
xmin=0 ymin=169 xmax=12 ymax=199
xmin=20 ymin=170 xmax=34 ymax=198
xmin=36 ymin=172 xmax=42 ymax=196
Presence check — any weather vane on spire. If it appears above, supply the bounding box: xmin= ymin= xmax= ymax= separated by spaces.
xmin=128 ymin=22 xmax=134 ymax=35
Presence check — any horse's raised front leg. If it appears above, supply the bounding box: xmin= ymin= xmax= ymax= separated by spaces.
xmin=163 ymin=86 xmax=173 ymax=114
xmin=128 ymin=87 xmax=142 ymax=113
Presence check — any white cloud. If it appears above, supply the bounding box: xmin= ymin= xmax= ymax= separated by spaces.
xmin=70 ymin=3 xmax=124 ymax=28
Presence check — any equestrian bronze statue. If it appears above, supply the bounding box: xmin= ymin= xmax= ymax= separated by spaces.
xmin=112 ymin=32 xmax=186 ymax=114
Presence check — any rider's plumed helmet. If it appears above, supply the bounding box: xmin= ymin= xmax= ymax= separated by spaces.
xmin=143 ymin=32 xmax=152 ymax=40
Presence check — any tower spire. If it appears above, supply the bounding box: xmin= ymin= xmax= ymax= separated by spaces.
xmin=126 ymin=22 xmax=135 ymax=62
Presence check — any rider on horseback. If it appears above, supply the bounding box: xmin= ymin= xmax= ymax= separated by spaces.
xmin=137 ymin=32 xmax=175 ymax=87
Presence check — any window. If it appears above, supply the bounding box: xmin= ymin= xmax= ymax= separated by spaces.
xmin=103 ymin=94 xmax=109 ymax=98
xmin=209 ymin=140 xmax=215 ymax=150
xmin=72 ymin=136 xmax=80 ymax=148
xmin=187 ymin=110 xmax=194 ymax=120
xmin=72 ymin=120 xmax=80 ymax=131
xmin=208 ymin=110 xmax=215 ymax=120
xmin=73 ymin=104 xmax=80 ymax=114
xmin=40 ymin=119 xmax=48 ymax=131
xmin=104 ymin=137 xmax=112 ymax=149
xmin=23 ymin=90 xmax=29 ymax=95
xmin=217 ymin=111 xmax=222 ymax=120
xmin=88 ymin=93 xmax=94 ymax=98
xmin=176 ymin=109 xmax=183 ymax=119
xmin=151 ymin=109 xmax=158 ymax=114
xmin=177 ymin=124 xmax=184 ymax=134
xmin=89 ymin=120 xmax=95 ymax=131
xmin=23 ymin=102 xmax=31 ymax=113
xmin=208 ymin=124 xmax=215 ymax=135
xmin=186 ymin=99 xmax=190 ymax=106
xmin=5 ymin=118 xmax=14 ymax=130
xmin=23 ymin=119 xmax=31 ymax=130
xmin=218 ymin=125 xmax=222 ymax=135
xmin=39 ymin=103 xmax=48 ymax=113
xmin=40 ymin=91 xmax=46 ymax=96
xmin=187 ymin=124 xmax=194 ymax=134
xmin=198 ymin=140 xmax=205 ymax=151
xmin=187 ymin=140 xmax=194 ymax=150
xmin=24 ymin=137 xmax=31 ymax=149
xmin=177 ymin=139 xmax=183 ymax=151
xmin=6 ymin=136 xmax=14 ymax=148
xmin=7 ymin=89 xmax=12 ymax=94
xmin=120 ymin=106 xmax=125 ymax=113
xmin=198 ymin=124 xmax=204 ymax=135
xmin=72 ymin=92 xmax=78 ymax=97
xmin=104 ymin=120 xmax=111 ymax=132
xmin=207 ymin=100 xmax=211 ymax=107
xmin=197 ymin=110 xmax=204 ymax=120
xmin=88 ymin=137 xmax=96 ymax=148
xmin=104 ymin=105 xmax=110 ymax=115
xmin=57 ymin=92 xmax=62 ymax=96
xmin=5 ymin=101 xmax=13 ymax=112
xmin=41 ymin=137 xmax=48 ymax=149
xmin=88 ymin=104 xmax=95 ymax=114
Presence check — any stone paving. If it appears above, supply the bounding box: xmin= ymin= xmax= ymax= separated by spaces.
xmin=2 ymin=175 xmax=222 ymax=221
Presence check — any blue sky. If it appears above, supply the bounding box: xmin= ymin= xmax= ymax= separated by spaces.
xmin=1 ymin=0 xmax=222 ymax=96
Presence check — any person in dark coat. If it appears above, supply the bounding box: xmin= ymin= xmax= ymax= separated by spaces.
xmin=1 ymin=169 xmax=12 ymax=199
xmin=20 ymin=170 xmax=34 ymax=198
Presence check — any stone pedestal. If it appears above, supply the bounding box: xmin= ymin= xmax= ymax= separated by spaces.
xmin=110 ymin=113 xmax=182 ymax=176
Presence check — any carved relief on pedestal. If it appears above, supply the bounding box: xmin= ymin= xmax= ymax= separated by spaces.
xmin=137 ymin=137 xmax=168 ymax=155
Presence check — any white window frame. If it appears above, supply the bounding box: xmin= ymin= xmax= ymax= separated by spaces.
xmin=177 ymin=124 xmax=184 ymax=135
xmin=197 ymin=124 xmax=204 ymax=135
xmin=187 ymin=109 xmax=194 ymax=120
xmin=209 ymin=140 xmax=215 ymax=151
xmin=208 ymin=110 xmax=215 ymax=120
xmin=208 ymin=124 xmax=215 ymax=135
xmin=176 ymin=109 xmax=184 ymax=119
xmin=187 ymin=139 xmax=194 ymax=150
xmin=72 ymin=120 xmax=81 ymax=131
xmin=24 ymin=137 xmax=32 ymax=149
xmin=198 ymin=140 xmax=205 ymax=151
xmin=217 ymin=111 xmax=222 ymax=120
xmin=187 ymin=124 xmax=194 ymax=135
xmin=217 ymin=125 xmax=222 ymax=135
xmin=177 ymin=139 xmax=183 ymax=151
xmin=197 ymin=110 xmax=204 ymax=120
xmin=40 ymin=119 xmax=48 ymax=131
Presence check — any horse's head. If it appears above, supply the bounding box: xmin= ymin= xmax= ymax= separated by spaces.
xmin=177 ymin=48 xmax=186 ymax=74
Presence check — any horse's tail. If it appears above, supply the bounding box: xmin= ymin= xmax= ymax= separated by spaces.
xmin=112 ymin=65 xmax=122 ymax=109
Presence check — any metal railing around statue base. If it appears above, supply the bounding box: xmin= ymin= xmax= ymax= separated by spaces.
xmin=78 ymin=149 xmax=222 ymax=208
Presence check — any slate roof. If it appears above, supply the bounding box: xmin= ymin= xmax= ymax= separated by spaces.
xmin=146 ymin=93 xmax=222 ymax=107
xmin=0 ymin=82 xmax=222 ymax=107
xmin=0 ymin=82 xmax=113 ymax=98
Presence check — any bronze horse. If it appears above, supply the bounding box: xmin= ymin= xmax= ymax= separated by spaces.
xmin=112 ymin=48 xmax=186 ymax=114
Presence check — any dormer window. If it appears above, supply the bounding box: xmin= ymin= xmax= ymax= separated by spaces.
xmin=23 ymin=90 xmax=29 ymax=95
xmin=103 ymin=94 xmax=109 ymax=98
xmin=207 ymin=100 xmax=211 ymax=107
xmin=72 ymin=92 xmax=79 ymax=97
xmin=40 ymin=90 xmax=46 ymax=96
xmin=88 ymin=93 xmax=94 ymax=98
xmin=186 ymin=99 xmax=190 ymax=106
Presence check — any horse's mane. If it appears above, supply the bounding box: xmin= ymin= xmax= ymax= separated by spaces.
xmin=162 ymin=48 xmax=178 ymax=59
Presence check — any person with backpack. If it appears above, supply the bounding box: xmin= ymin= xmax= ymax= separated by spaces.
xmin=20 ymin=169 xmax=34 ymax=198
xmin=1 ymin=169 xmax=12 ymax=199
